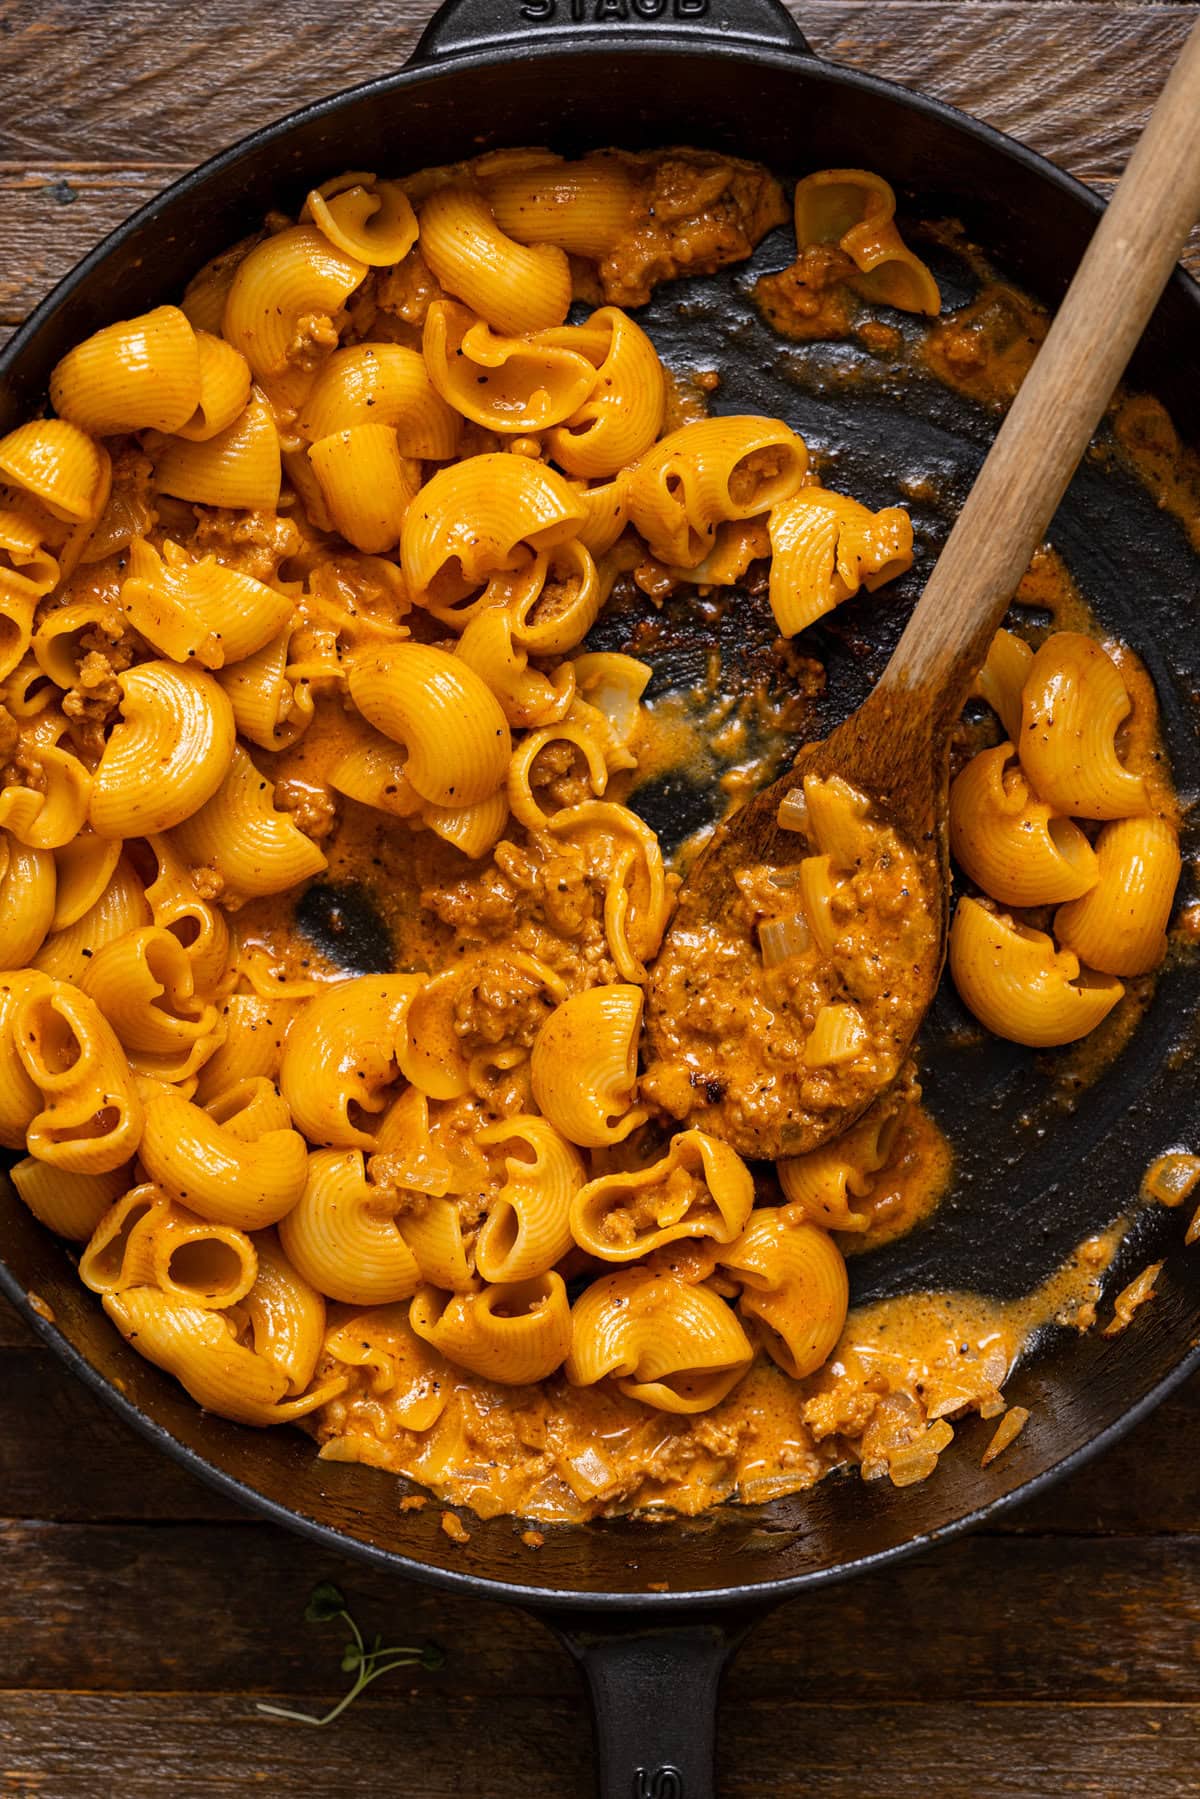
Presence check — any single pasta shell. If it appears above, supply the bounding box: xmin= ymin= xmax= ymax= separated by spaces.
xmin=721 ymin=1208 xmax=849 ymax=1378
xmin=0 ymin=419 xmax=110 ymax=524
xmin=531 ymin=983 xmax=647 ymax=1148
xmin=1019 ymin=632 xmax=1147 ymax=819
xmin=89 ymin=662 xmax=237 ymax=839
xmin=306 ymin=179 xmax=418 ymax=268
xmin=419 ymin=184 xmax=572 ymax=337
xmin=949 ymin=742 xmax=1098 ymax=907
xmin=349 ymin=642 xmax=512 ymax=808
xmin=154 ymin=392 xmax=281 ymax=512
xmin=50 ymin=306 xmax=201 ymax=436
xmin=279 ymin=1148 xmax=421 ymax=1306
xmin=410 ymin=1273 xmax=573 ymax=1385
xmin=1054 ymin=815 xmax=1180 ymax=977
xmin=949 ymin=895 xmax=1123 ymax=1048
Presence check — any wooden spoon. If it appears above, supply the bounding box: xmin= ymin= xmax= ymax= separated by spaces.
xmin=644 ymin=19 xmax=1200 ymax=1162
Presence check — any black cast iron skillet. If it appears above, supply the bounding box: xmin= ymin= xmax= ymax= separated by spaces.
xmin=3 ymin=3 xmax=1200 ymax=1792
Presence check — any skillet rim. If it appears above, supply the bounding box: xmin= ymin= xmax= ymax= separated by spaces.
xmin=4 ymin=1254 xmax=1200 ymax=1612
xmin=2 ymin=28 xmax=1199 ymax=1612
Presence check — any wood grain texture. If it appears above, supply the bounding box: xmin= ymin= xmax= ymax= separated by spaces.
xmin=0 ymin=0 xmax=1193 ymax=168
xmin=3 ymin=2 xmax=1200 ymax=1795
xmin=4 ymin=1518 xmax=1200 ymax=1701
xmin=3 ymin=1692 xmax=1200 ymax=1799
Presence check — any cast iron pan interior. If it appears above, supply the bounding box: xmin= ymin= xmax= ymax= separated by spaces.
xmin=1 ymin=22 xmax=1198 ymax=1608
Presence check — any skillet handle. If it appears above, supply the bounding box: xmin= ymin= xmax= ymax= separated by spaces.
xmin=548 ymin=1614 xmax=750 ymax=1799
xmin=412 ymin=0 xmax=810 ymax=62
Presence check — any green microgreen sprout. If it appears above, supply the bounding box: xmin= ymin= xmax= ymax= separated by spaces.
xmin=256 ymin=1582 xmax=444 ymax=1727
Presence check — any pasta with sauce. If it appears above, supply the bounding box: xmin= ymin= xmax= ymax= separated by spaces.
xmin=0 ymin=146 xmax=1184 ymax=1528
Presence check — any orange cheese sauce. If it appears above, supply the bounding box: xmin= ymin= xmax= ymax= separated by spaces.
xmin=313 ymin=1211 xmax=1120 ymax=1523
xmin=1105 ymin=393 xmax=1200 ymax=557
xmin=628 ymin=640 xmax=819 ymax=865
xmin=923 ymin=281 xmax=1046 ymax=410
xmin=839 ymin=1097 xmax=951 ymax=1255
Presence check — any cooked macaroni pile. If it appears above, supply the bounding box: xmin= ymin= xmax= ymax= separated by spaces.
xmin=0 ymin=153 xmax=1181 ymax=1522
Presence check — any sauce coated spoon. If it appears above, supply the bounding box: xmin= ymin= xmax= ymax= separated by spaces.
xmin=644 ymin=19 xmax=1200 ymax=1161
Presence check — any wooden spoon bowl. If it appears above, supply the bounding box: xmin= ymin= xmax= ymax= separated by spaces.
xmin=644 ymin=681 xmax=949 ymax=1161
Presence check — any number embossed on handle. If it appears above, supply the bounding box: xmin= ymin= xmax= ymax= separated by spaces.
xmin=634 ymin=1768 xmax=685 ymax=1799
xmin=520 ymin=0 xmax=708 ymax=21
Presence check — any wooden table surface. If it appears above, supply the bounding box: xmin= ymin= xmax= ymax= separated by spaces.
xmin=3 ymin=1 xmax=1200 ymax=1793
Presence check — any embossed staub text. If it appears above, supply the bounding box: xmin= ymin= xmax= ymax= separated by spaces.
xmin=519 ymin=0 xmax=708 ymax=20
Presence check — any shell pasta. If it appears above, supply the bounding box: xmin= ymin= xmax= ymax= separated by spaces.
xmin=0 ymin=143 xmax=1184 ymax=1534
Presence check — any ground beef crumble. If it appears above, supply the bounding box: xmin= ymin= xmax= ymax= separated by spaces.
xmin=755 ymin=243 xmax=857 ymax=342
xmin=376 ymin=248 xmax=445 ymax=328
xmin=274 ymin=778 xmax=339 ymax=841
xmin=187 ymin=509 xmax=302 ymax=582
xmin=599 ymin=152 xmax=788 ymax=309
xmin=60 ymin=646 xmax=128 ymax=765
xmin=1 ymin=740 xmax=47 ymax=794
xmin=287 ymin=309 xmax=341 ymax=373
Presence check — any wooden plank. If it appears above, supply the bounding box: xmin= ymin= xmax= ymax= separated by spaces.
xmin=816 ymin=2 xmax=1199 ymax=177
xmin=4 ymin=1520 xmax=1200 ymax=1702
xmin=0 ymin=0 xmax=423 ymax=163
xmin=0 ymin=1520 xmax=570 ymax=1697
xmin=0 ymin=167 xmax=180 ymax=325
xmin=0 ymin=1691 xmax=594 ymax=1799
xmin=733 ymin=1537 xmax=1200 ymax=1704
xmin=0 ymin=1 xmax=1192 ymax=170
xmin=716 ymin=1702 xmax=1200 ymax=1799
xmin=0 ymin=1690 xmax=1197 ymax=1799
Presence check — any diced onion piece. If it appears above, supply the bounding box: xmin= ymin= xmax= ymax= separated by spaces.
xmin=738 ymin=1472 xmax=808 ymax=1504
xmin=1142 ymin=1152 xmax=1200 ymax=1207
xmin=562 ymin=1446 xmax=615 ymax=1502
xmin=804 ymin=1002 xmax=868 ymax=1067
xmin=981 ymin=1405 xmax=1030 ymax=1468
xmin=759 ymin=912 xmax=812 ymax=967
xmin=887 ymin=1418 xmax=954 ymax=1488
xmin=1101 ymin=1262 xmax=1163 ymax=1337
xmin=777 ymin=786 xmax=810 ymax=835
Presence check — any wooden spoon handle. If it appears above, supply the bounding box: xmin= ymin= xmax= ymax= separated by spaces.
xmin=876 ymin=16 xmax=1200 ymax=721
